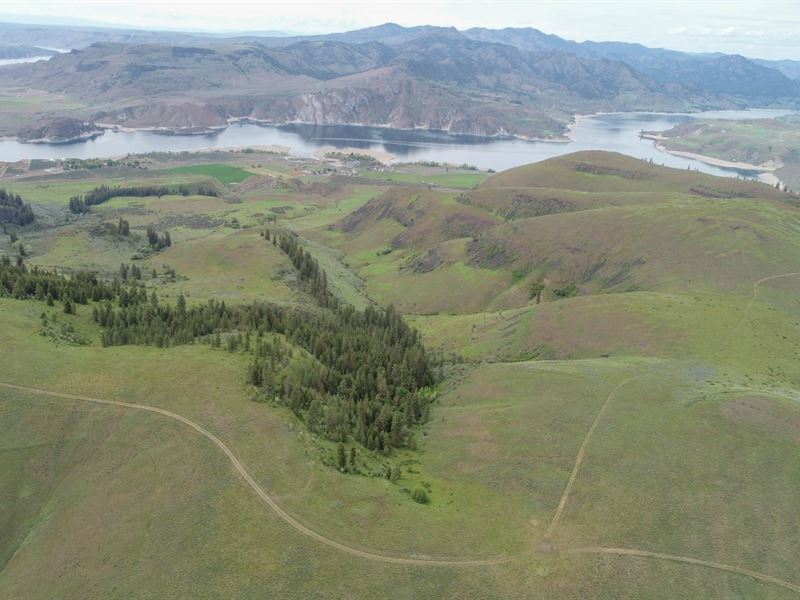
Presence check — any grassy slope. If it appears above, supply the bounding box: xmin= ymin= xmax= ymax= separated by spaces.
xmin=2 ymin=152 xmax=799 ymax=598
xmin=652 ymin=116 xmax=800 ymax=190
xmin=318 ymin=152 xmax=800 ymax=313
xmin=653 ymin=116 xmax=800 ymax=168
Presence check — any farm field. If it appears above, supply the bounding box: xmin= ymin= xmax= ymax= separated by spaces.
xmin=1 ymin=150 xmax=799 ymax=598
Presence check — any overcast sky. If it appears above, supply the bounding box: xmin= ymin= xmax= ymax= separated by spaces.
xmin=3 ymin=0 xmax=799 ymax=60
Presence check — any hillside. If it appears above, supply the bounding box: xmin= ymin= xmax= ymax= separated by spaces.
xmin=327 ymin=151 xmax=798 ymax=314
xmin=0 ymin=24 xmax=797 ymax=140
xmin=463 ymin=27 xmax=800 ymax=100
xmin=1 ymin=150 xmax=799 ymax=598
xmin=0 ymin=35 xmax=682 ymax=139
xmin=646 ymin=115 xmax=800 ymax=191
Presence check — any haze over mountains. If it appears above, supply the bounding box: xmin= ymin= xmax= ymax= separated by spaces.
xmin=0 ymin=21 xmax=798 ymax=139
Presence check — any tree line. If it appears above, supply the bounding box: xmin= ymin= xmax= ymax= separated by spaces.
xmin=0 ymin=189 xmax=35 ymax=226
xmin=69 ymin=182 xmax=219 ymax=214
xmin=272 ymin=231 xmax=336 ymax=308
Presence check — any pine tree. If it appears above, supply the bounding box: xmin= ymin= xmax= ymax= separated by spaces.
xmin=337 ymin=443 xmax=347 ymax=471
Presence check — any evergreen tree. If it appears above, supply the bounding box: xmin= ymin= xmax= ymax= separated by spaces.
xmin=337 ymin=443 xmax=347 ymax=471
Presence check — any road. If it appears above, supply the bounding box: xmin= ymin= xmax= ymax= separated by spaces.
xmin=0 ymin=381 xmax=509 ymax=568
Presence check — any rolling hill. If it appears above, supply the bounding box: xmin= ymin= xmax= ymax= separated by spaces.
xmin=324 ymin=151 xmax=798 ymax=315
xmin=1 ymin=150 xmax=799 ymax=597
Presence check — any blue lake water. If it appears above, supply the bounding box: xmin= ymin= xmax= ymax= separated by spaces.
xmin=0 ymin=108 xmax=793 ymax=179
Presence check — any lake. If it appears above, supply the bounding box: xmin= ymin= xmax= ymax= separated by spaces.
xmin=0 ymin=108 xmax=793 ymax=180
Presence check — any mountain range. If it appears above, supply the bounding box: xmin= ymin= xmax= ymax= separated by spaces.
xmin=0 ymin=21 xmax=798 ymax=139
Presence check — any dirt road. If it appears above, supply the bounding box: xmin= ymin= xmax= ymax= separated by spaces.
xmin=0 ymin=381 xmax=508 ymax=568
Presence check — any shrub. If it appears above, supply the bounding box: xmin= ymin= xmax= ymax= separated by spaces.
xmin=412 ymin=488 xmax=429 ymax=504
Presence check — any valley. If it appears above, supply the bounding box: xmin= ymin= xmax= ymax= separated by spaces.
xmin=2 ymin=148 xmax=799 ymax=598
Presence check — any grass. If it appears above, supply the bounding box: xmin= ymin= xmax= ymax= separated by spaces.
xmin=168 ymin=163 xmax=255 ymax=184
xmin=2 ymin=150 xmax=800 ymax=598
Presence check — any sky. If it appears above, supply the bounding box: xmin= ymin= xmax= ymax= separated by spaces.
xmin=1 ymin=0 xmax=799 ymax=60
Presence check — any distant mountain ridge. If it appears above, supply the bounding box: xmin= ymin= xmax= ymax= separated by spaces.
xmin=0 ymin=22 xmax=797 ymax=140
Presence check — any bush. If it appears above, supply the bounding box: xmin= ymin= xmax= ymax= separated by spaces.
xmin=553 ymin=283 xmax=578 ymax=298
xmin=412 ymin=488 xmax=429 ymax=504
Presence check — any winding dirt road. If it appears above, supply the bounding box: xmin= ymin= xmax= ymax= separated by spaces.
xmin=0 ymin=381 xmax=508 ymax=568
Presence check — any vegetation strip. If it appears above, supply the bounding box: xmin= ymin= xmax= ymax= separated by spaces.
xmin=565 ymin=547 xmax=800 ymax=594
xmin=0 ymin=381 xmax=510 ymax=567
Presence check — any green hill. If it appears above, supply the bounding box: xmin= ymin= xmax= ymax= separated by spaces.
xmin=2 ymin=151 xmax=799 ymax=598
xmin=323 ymin=152 xmax=799 ymax=314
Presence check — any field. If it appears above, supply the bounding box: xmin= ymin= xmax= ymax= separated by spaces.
xmin=1 ymin=150 xmax=799 ymax=598
xmin=168 ymin=163 xmax=256 ymax=184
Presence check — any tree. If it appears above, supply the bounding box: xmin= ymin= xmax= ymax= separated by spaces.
xmin=390 ymin=412 xmax=404 ymax=447
xmin=337 ymin=443 xmax=347 ymax=471
xmin=307 ymin=398 xmax=322 ymax=433
xmin=528 ymin=281 xmax=544 ymax=303
xmin=63 ymin=298 xmax=74 ymax=315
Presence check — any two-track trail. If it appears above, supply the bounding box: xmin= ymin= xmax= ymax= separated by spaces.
xmin=546 ymin=271 xmax=800 ymax=539
xmin=0 ymin=381 xmax=509 ymax=568
xmin=543 ymin=374 xmax=643 ymax=538
xmin=543 ymin=271 xmax=800 ymax=595
xmin=566 ymin=547 xmax=800 ymax=595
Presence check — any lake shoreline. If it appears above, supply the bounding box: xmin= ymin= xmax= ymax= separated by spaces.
xmin=658 ymin=147 xmax=779 ymax=172
xmin=0 ymin=109 xmax=795 ymax=180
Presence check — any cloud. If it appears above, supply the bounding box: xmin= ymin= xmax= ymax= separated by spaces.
xmin=0 ymin=0 xmax=798 ymax=59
